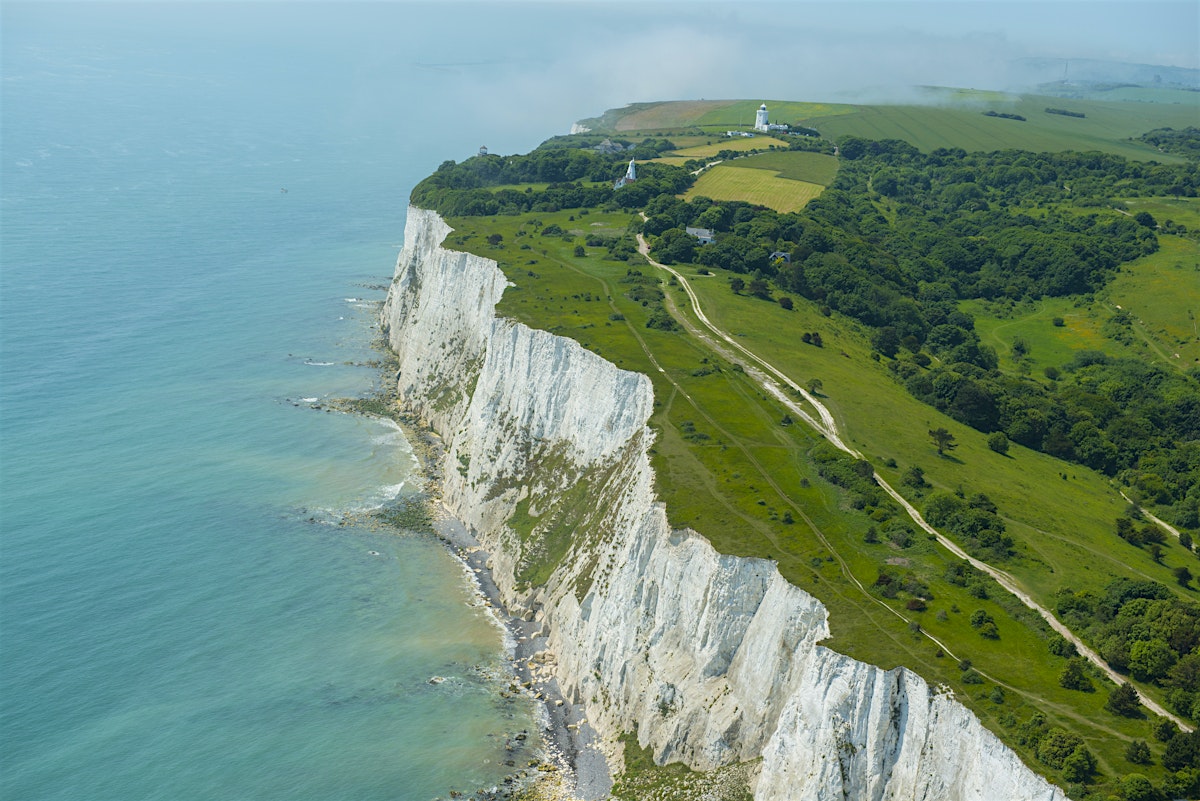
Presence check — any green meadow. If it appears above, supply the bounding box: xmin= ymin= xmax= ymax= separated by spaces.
xmin=733 ymin=150 xmax=841 ymax=184
xmin=440 ymin=205 xmax=1191 ymax=793
xmin=683 ymin=167 xmax=825 ymax=213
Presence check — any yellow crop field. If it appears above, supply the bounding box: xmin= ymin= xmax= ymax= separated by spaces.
xmin=668 ymin=137 xmax=789 ymax=159
xmin=684 ymin=165 xmax=826 ymax=213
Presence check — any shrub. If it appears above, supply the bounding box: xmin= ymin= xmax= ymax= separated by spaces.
xmin=1125 ymin=739 xmax=1152 ymax=765
xmin=1058 ymin=658 xmax=1094 ymax=692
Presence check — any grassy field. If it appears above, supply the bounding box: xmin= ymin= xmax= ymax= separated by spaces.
xmin=733 ymin=150 xmax=841 ymax=185
xmin=684 ymin=166 xmax=826 ymax=212
xmin=807 ymin=96 xmax=1197 ymax=161
xmin=1123 ymin=196 xmax=1200 ymax=231
xmin=964 ymin=227 xmax=1200 ymax=375
xmin=437 ymin=206 xmax=1191 ymax=794
xmin=590 ymin=95 xmax=1198 ymax=162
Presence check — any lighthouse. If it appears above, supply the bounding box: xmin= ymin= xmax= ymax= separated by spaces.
xmin=754 ymin=103 xmax=769 ymax=132
xmin=614 ymin=157 xmax=637 ymax=189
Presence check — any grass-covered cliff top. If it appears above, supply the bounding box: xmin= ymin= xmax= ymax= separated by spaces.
xmin=412 ymin=95 xmax=1200 ymax=799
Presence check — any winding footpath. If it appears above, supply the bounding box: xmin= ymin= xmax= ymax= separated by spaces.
xmin=637 ymin=232 xmax=1192 ymax=731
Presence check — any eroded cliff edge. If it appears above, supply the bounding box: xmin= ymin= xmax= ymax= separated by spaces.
xmin=382 ymin=206 xmax=1067 ymax=801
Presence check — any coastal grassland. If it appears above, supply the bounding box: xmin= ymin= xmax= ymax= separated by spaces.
xmin=682 ymin=269 xmax=1195 ymax=606
xmin=581 ymin=95 xmax=1197 ymax=162
xmin=964 ymin=230 xmax=1200 ymax=374
xmin=802 ymin=95 xmax=1198 ymax=161
xmin=443 ymin=208 xmax=1182 ymax=792
xmin=683 ymin=167 xmax=825 ymax=213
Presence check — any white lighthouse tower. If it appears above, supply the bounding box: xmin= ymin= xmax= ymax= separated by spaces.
xmin=754 ymin=103 xmax=769 ymax=132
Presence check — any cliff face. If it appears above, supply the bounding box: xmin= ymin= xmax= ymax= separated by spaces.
xmin=382 ymin=207 xmax=1066 ymax=801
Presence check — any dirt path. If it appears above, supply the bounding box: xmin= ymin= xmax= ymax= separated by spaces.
xmin=637 ymin=231 xmax=1192 ymax=730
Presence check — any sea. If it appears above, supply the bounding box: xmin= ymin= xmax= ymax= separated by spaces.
xmin=0 ymin=6 xmax=577 ymax=800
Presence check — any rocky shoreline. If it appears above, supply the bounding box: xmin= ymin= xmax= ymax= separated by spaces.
xmin=401 ymin=422 xmax=610 ymax=801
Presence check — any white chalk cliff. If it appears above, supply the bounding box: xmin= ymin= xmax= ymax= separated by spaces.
xmin=383 ymin=206 xmax=1067 ymax=801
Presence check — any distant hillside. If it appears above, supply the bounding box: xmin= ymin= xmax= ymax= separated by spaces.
xmin=578 ymin=92 xmax=1199 ymax=163
xmin=1013 ymin=57 xmax=1200 ymax=92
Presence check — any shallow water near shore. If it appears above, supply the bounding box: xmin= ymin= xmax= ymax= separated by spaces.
xmin=1 ymin=12 xmax=538 ymax=800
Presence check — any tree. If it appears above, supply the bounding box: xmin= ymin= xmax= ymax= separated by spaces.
xmin=902 ymin=465 xmax=928 ymax=489
xmin=652 ymin=227 xmax=696 ymax=264
xmin=573 ymin=244 xmax=586 ymax=257
xmin=1134 ymin=210 xmax=1158 ymax=229
xmin=1119 ymin=774 xmax=1163 ymax=801
xmin=1154 ymin=718 xmax=1179 ymax=742
xmin=1130 ymin=638 xmax=1176 ymax=681
xmin=1037 ymin=727 xmax=1083 ymax=768
xmin=1106 ymin=682 xmax=1141 ymax=716
xmin=486 ymin=233 xmax=504 ymax=246
xmin=871 ymin=326 xmax=901 ymax=358
xmin=1058 ymin=658 xmax=1094 ymax=692
xmin=1176 ymin=566 xmax=1193 ymax=587
xmin=987 ymin=431 xmax=1010 ymax=455
xmin=1125 ymin=739 xmax=1152 ymax=765
xmin=807 ymin=378 xmax=823 ymax=395
xmin=929 ymin=427 xmax=957 ymax=455
xmin=1061 ymin=744 xmax=1096 ymax=783
xmin=1163 ymin=730 xmax=1200 ymax=771
xmin=730 ymin=277 xmax=744 ymax=294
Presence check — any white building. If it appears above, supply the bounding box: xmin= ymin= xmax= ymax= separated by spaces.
xmin=754 ymin=103 xmax=770 ymax=132
xmin=754 ymin=103 xmax=790 ymax=133
xmin=613 ymin=158 xmax=637 ymax=189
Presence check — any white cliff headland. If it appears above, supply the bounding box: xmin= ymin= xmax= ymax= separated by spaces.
xmin=382 ymin=206 xmax=1067 ymax=801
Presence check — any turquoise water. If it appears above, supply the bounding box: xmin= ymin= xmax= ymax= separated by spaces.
xmin=1 ymin=8 xmax=537 ymax=800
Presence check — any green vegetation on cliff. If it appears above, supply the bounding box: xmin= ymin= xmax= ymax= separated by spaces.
xmin=414 ymin=92 xmax=1200 ymax=798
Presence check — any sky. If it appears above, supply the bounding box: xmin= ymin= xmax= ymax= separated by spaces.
xmin=4 ymin=2 xmax=1197 ymax=154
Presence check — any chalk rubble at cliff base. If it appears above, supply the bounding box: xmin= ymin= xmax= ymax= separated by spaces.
xmin=382 ymin=206 xmax=1067 ymax=801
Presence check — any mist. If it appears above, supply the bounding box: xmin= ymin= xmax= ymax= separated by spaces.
xmin=5 ymin=1 xmax=1197 ymax=163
